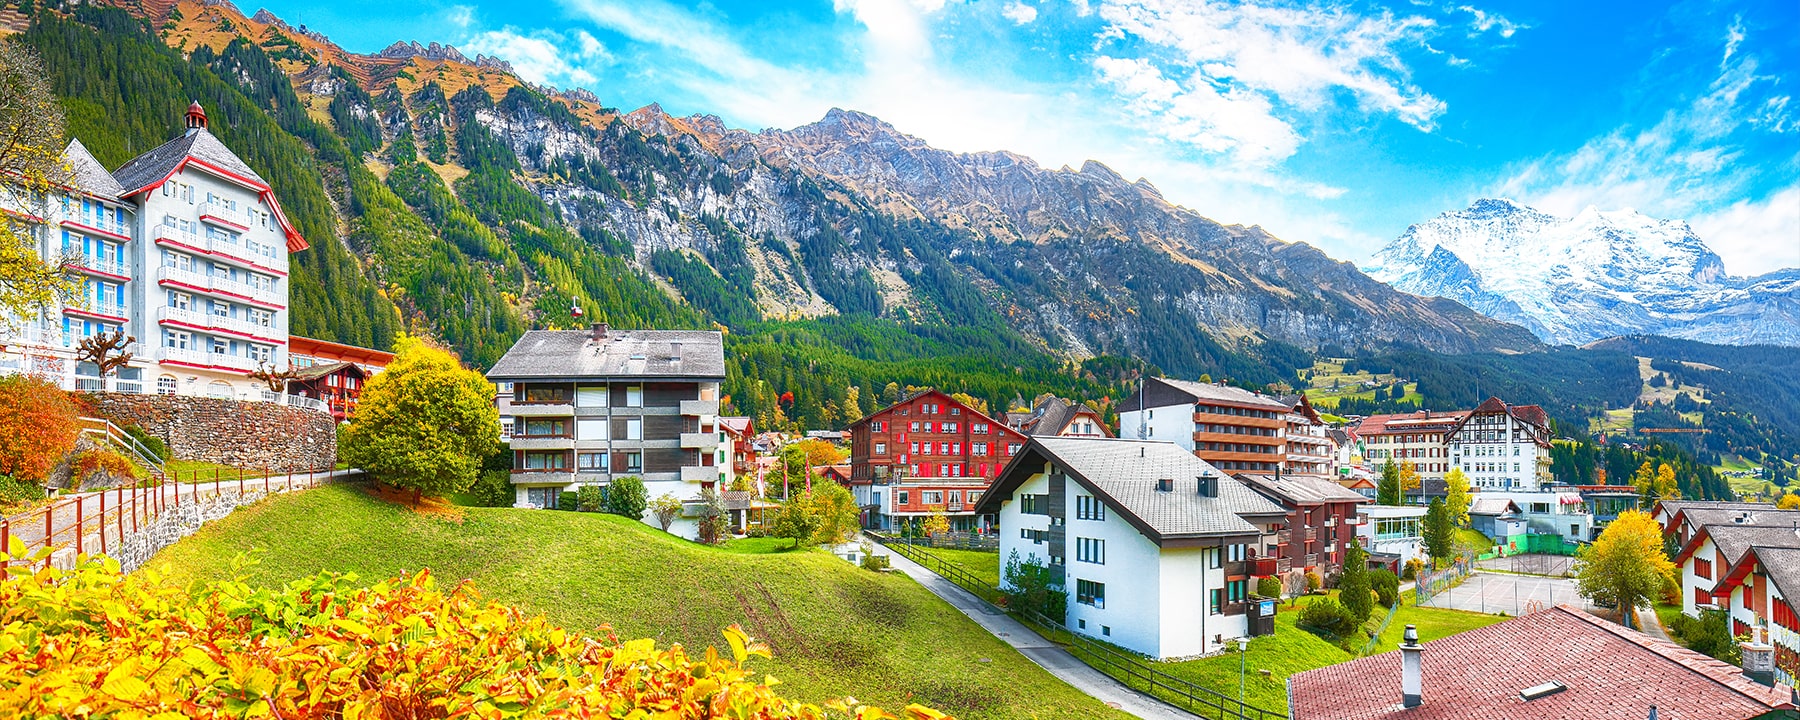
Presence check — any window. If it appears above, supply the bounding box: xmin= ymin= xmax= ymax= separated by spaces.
xmin=967 ymin=491 xmax=981 ymax=505
xmin=1208 ymin=547 xmax=1222 ymax=569
xmin=523 ymin=419 xmax=562 ymax=437
xmin=1076 ymin=495 xmax=1106 ymax=521
xmin=500 ymin=419 xmax=514 ymax=439
xmin=910 ymin=421 xmax=919 ymax=432
xmin=898 ymin=491 xmax=910 ymax=505
xmin=165 ymin=330 xmax=191 ymax=350
xmin=1227 ymin=543 xmax=1246 ymax=562
xmin=171 ymin=291 xmax=191 ymax=311
xmin=973 ymin=422 xmax=988 ymax=434
xmin=625 ymin=385 xmax=643 ymax=407
xmin=1076 ymin=579 xmax=1105 ymax=608
xmin=975 ymin=442 xmax=989 ymax=455
xmin=1227 ymin=579 xmax=1247 ymax=603
xmin=1695 ymin=557 xmax=1712 ymax=580
xmin=576 ymin=419 xmax=608 ymax=441
xmin=921 ymin=490 xmax=943 ymax=505
xmin=1006 ymin=443 xmax=1021 ymax=456
xmin=211 ymin=338 xmax=229 ymax=355
xmin=577 ymin=452 xmax=608 ymax=471
xmin=156 ymin=376 xmax=177 ymax=395
xmin=624 ymin=418 xmax=643 ymax=440
xmin=1020 ymin=494 xmax=1048 ymax=515
xmin=874 ymin=442 xmax=887 ymax=455
xmin=625 ymin=452 xmax=643 ymax=472
xmin=1530 ymin=502 xmax=1551 ymax=514
xmin=1210 ymin=588 xmax=1224 ymax=614
xmin=522 ymin=452 xmax=567 ymax=470
xmin=247 ymin=344 xmax=272 ymax=364
xmin=944 ymin=422 xmax=959 ymax=433
xmin=1076 ymin=537 xmax=1105 ymax=564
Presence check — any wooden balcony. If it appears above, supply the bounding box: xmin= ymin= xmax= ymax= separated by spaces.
xmin=1249 ymin=556 xmax=1279 ymax=576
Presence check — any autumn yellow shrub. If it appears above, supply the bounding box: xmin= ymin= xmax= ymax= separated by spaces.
xmin=74 ymin=448 xmax=141 ymax=484
xmin=0 ymin=544 xmax=950 ymax=719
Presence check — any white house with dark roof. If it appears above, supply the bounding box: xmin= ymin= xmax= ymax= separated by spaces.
xmin=486 ymin=323 xmax=728 ymax=539
xmin=973 ymin=437 xmax=1287 ymax=659
xmin=1 ymin=103 xmax=312 ymax=403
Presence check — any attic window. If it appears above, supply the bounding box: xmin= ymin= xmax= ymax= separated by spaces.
xmin=1519 ymin=681 xmax=1566 ymax=701
xmin=1156 ymin=478 xmax=1174 ymax=492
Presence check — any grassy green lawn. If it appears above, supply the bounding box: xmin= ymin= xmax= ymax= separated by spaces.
xmin=1107 ymin=590 xmax=1506 ymax=712
xmin=163 ymin=458 xmax=273 ymax=482
xmin=1455 ymin=528 xmax=1495 ymax=555
xmin=924 ymin=546 xmax=1002 ymax=584
xmin=152 ymin=484 xmax=1126 ymax=719
xmin=1654 ymin=603 xmax=1683 ymax=634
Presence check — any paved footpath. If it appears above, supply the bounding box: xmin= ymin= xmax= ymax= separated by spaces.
xmin=1634 ymin=604 xmax=1676 ymax=644
xmin=873 ymin=538 xmax=1202 ymax=720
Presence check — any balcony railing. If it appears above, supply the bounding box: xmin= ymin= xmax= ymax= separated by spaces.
xmin=1276 ymin=529 xmax=1292 ymax=544
xmin=1223 ymin=560 xmax=1247 ymax=577
xmin=153 ymin=223 xmax=201 ymax=248
xmin=510 ymin=402 xmax=575 ymax=417
xmin=72 ymin=253 xmax=130 ymax=277
xmin=680 ymin=432 xmax=719 ymax=450
xmin=1249 ymin=556 xmax=1279 ymax=576
xmin=155 ymin=305 xmax=280 ymax=341
xmin=680 ymin=399 xmax=720 ymax=416
xmin=1302 ymin=527 xmax=1318 ymax=542
xmin=161 ymin=346 xmax=257 ymax=372
xmin=66 ymin=297 xmax=128 ymax=319
xmin=65 ymin=213 xmax=131 ymax=238
xmin=199 ymin=202 xmax=252 ymax=229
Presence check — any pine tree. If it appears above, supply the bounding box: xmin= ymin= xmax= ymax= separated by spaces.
xmin=1424 ymin=498 xmax=1454 ymax=562
xmin=1339 ymin=541 xmax=1372 ymax=624
xmin=1378 ymin=459 xmax=1401 ymax=506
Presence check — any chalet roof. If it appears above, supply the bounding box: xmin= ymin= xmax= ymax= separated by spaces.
xmin=974 ymin=437 xmax=1285 ymax=544
xmin=1122 ymin=377 xmax=1290 ymax=413
xmin=63 ymin=139 xmax=125 ymax=199
xmin=289 ymin=361 xmax=364 ymax=382
xmin=1288 ymin=605 xmax=1791 ymax=720
xmin=846 ymin=387 xmax=1012 ymax=433
xmin=1235 ymin=473 xmax=1369 ymax=506
xmin=486 ymin=329 xmax=725 ymax=380
xmin=1658 ymin=500 xmax=1773 ymax=521
xmin=719 ymin=416 xmax=753 ymax=436
xmin=1468 ymin=497 xmax=1521 ymax=516
xmin=1008 ymin=395 xmax=1108 ymax=437
xmin=1450 ymin=397 xmax=1551 ymax=437
xmin=1669 ymin=505 xmax=1796 ymax=535
xmin=112 ymin=127 xmax=268 ymax=195
xmin=1691 ymin=522 xmax=1800 ymax=566
xmin=1748 ymin=546 xmax=1800 ymax=601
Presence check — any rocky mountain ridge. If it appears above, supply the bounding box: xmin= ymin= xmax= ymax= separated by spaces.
xmin=1365 ymin=198 xmax=1800 ymax=346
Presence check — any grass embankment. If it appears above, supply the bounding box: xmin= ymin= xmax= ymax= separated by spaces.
xmin=1301 ymin=358 xmax=1420 ymax=409
xmin=912 ymin=543 xmax=1502 ymax=710
xmin=1455 ymin=528 xmax=1494 ymax=555
xmin=153 ymin=484 xmax=1127 ymax=719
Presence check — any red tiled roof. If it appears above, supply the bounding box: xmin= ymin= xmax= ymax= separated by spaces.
xmin=1288 ymin=606 xmax=1791 ymax=720
xmin=1353 ymin=410 xmax=1469 ymax=436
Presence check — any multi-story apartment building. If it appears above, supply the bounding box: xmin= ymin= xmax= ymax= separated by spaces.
xmin=1236 ymin=472 xmax=1369 ymax=577
xmin=847 ymin=388 xmax=1028 ymax=530
xmin=1278 ymin=394 xmax=1333 ymax=475
xmin=1117 ymin=377 xmax=1289 ymax=473
xmin=1352 ymin=410 xmax=1467 ymax=484
xmin=487 ymin=324 xmax=728 ymax=538
xmin=1663 ymin=504 xmax=1800 ymax=618
xmin=1446 ymin=397 xmax=1553 ymax=490
xmin=1 ymin=105 xmax=309 ymax=400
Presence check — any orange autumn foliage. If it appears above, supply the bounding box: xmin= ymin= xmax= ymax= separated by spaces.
xmin=0 ymin=547 xmax=953 ymax=720
xmin=0 ymin=374 xmax=81 ymax=483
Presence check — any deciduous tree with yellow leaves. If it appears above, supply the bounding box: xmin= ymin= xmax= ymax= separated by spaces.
xmin=1575 ymin=510 xmax=1676 ymax=624
xmin=340 ymin=335 xmax=499 ymax=502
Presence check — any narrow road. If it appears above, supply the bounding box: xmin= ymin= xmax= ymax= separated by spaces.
xmin=3 ymin=469 xmax=362 ymax=559
xmin=1635 ymin=605 xmax=1676 ymax=644
xmin=874 ymin=538 xmax=1202 ymax=720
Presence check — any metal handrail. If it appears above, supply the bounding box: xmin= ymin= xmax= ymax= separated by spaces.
xmin=78 ymin=416 xmax=165 ymax=477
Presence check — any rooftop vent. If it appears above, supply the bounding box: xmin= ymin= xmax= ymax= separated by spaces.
xmin=1519 ymin=681 xmax=1567 ymax=701
xmin=589 ymin=322 xmax=608 ymax=341
xmin=1156 ymin=478 xmax=1174 ymax=492
xmin=1198 ymin=472 xmax=1219 ymax=498
xmin=1400 ymin=625 xmax=1422 ymax=708
xmin=670 ymin=342 xmax=683 ymax=363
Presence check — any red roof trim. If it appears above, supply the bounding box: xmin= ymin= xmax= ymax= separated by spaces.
xmin=123 ymin=156 xmax=307 ymax=253
xmin=159 ymin=358 xmax=252 ymax=375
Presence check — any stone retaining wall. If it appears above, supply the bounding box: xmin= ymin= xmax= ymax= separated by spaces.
xmin=89 ymin=393 xmax=337 ymax=471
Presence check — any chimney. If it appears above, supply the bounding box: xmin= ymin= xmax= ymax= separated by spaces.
xmin=670 ymin=342 xmax=683 ymax=364
xmin=1198 ymin=472 xmax=1219 ymax=498
xmin=1400 ymin=624 xmax=1423 ymax=708
xmin=1156 ymin=478 xmax=1173 ymax=492
xmin=589 ymin=322 xmax=608 ymax=341
xmin=1740 ymin=625 xmax=1775 ymax=687
xmin=184 ymin=101 xmax=208 ymax=134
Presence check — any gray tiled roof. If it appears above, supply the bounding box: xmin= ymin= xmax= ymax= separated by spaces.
xmin=1748 ymin=546 xmax=1800 ymax=602
xmin=63 ymin=139 xmax=125 ymax=199
xmin=1027 ymin=437 xmax=1286 ymax=542
xmin=1236 ymin=473 xmax=1370 ymax=505
xmin=1679 ymin=507 xmax=1800 ymax=534
xmin=486 ymin=329 xmax=725 ymax=380
xmin=1701 ymin=522 xmax=1800 ymax=564
xmin=111 ymin=128 xmax=267 ymax=195
xmin=1468 ymin=497 xmax=1519 ymax=516
xmin=1154 ymin=377 xmax=1293 ymax=411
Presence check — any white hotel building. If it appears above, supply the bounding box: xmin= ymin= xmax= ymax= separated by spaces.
xmin=1 ymin=103 xmax=310 ymax=401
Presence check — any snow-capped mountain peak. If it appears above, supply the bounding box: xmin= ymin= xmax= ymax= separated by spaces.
xmin=1364 ymin=199 xmax=1798 ymax=346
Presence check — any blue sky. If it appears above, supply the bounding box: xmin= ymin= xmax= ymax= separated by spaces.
xmin=251 ymin=0 xmax=1800 ymax=275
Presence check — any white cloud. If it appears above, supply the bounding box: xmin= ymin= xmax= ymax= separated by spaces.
xmin=1690 ymin=185 xmax=1800 ymax=276
xmin=1091 ymin=0 xmax=1446 ymax=166
xmin=1002 ymin=2 xmax=1038 ymax=25
xmin=462 ymin=26 xmax=613 ymax=87
xmin=1456 ymin=5 xmax=1523 ymax=38
xmin=1490 ymin=20 xmax=1798 ymax=274
xmin=446 ymin=5 xmax=475 ymax=29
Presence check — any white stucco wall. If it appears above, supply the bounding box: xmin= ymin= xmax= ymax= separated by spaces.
xmin=1118 ymin=402 xmax=1196 ymax=450
xmin=1065 ymin=484 xmax=1163 ymax=654
xmin=1681 ymin=536 xmax=1720 ymax=617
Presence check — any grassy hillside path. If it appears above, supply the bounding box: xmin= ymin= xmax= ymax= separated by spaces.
xmin=874 ymin=535 xmax=1202 ymax=720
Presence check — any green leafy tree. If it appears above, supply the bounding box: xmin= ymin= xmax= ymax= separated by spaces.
xmin=1338 ymin=542 xmax=1372 ymax=624
xmin=1255 ymin=576 xmax=1281 ymax=599
xmin=576 ymin=485 xmax=605 ymax=513
xmin=1002 ymin=550 xmax=1067 ymax=620
xmin=1423 ymin=498 xmax=1453 ymax=562
xmin=696 ymin=487 xmax=730 ymax=544
xmin=770 ymin=491 xmax=823 ymax=549
xmin=468 ymin=470 xmax=513 ymax=507
xmin=1444 ymin=468 xmax=1472 ymax=527
xmin=0 ymin=40 xmax=78 ymax=330
xmin=649 ymin=493 xmax=682 ymax=532
xmin=604 ymin=476 xmax=648 ymax=519
xmin=1370 ymin=568 xmax=1400 ymax=608
xmin=1377 ymin=459 xmax=1401 ymax=506
xmin=1576 ymin=510 xmax=1677 ymax=623
xmin=340 ymin=335 xmax=499 ymax=502
xmin=809 ymin=480 xmax=860 ymax=546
